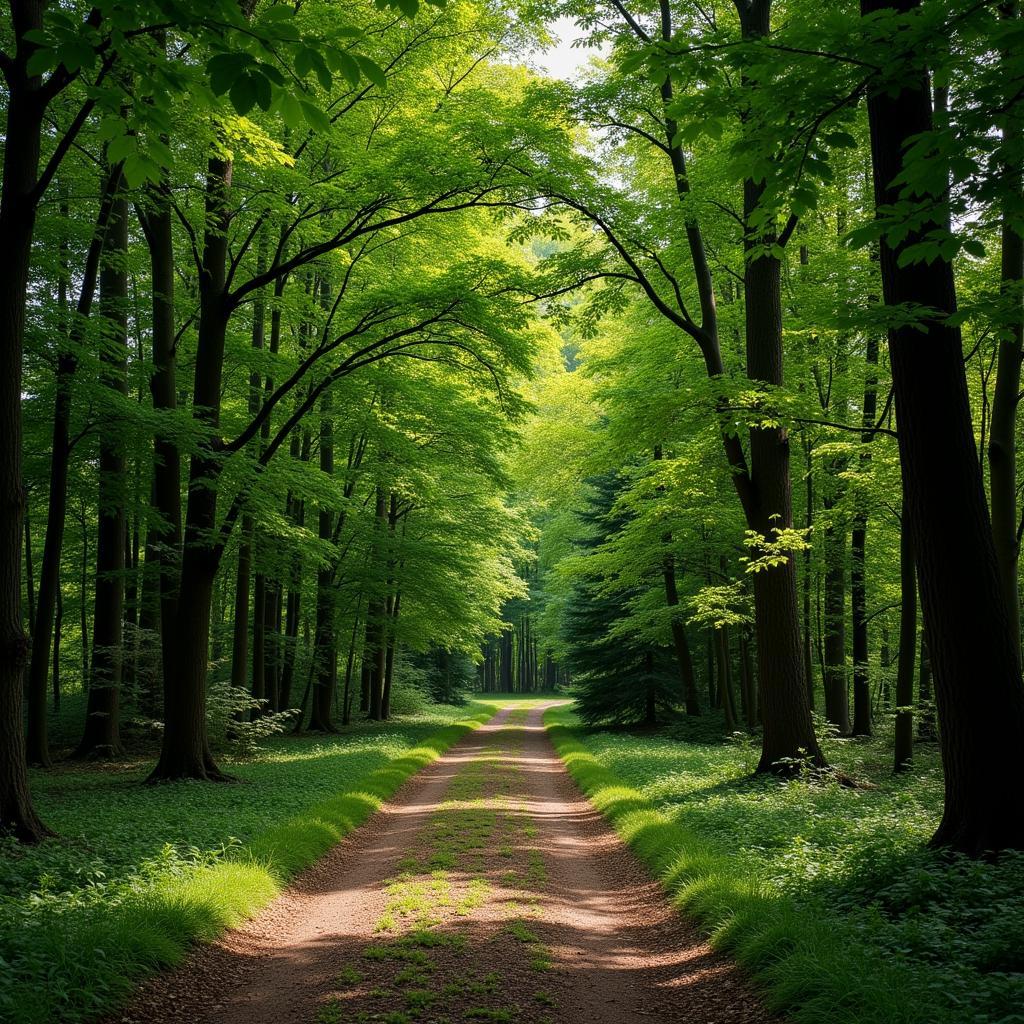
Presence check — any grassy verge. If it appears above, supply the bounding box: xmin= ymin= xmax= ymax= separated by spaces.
xmin=1 ymin=702 xmax=496 ymax=1024
xmin=545 ymin=704 xmax=1024 ymax=1024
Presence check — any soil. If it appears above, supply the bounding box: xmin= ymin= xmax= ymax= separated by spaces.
xmin=109 ymin=703 xmax=779 ymax=1024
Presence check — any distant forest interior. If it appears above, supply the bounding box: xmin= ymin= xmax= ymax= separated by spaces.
xmin=2 ymin=2 xmax=1024 ymax=1024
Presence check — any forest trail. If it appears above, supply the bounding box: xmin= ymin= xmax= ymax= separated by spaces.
xmin=111 ymin=705 xmax=775 ymax=1024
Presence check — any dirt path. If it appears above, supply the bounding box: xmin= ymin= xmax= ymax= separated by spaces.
xmin=112 ymin=704 xmax=777 ymax=1024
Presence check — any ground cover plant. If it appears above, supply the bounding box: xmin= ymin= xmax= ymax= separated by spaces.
xmin=0 ymin=701 xmax=498 ymax=1024
xmin=547 ymin=704 xmax=1024 ymax=1024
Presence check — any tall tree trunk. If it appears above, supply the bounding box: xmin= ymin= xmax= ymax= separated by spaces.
xmin=310 ymin=393 xmax=337 ymax=732
xmin=24 ymin=504 xmax=34 ymax=635
xmin=988 ymin=2 xmax=1023 ymax=663
xmin=802 ymin=436 xmax=815 ymax=708
xmin=52 ymin=585 xmax=62 ymax=712
xmin=736 ymin=0 xmax=825 ymax=773
xmin=136 ymin=168 xmax=181 ymax=721
xmin=28 ymin=167 xmax=122 ymax=766
xmin=252 ymin=571 xmax=266 ymax=713
xmin=382 ymin=592 xmax=400 ymax=721
xmin=851 ymin=334 xmax=880 ymax=736
xmin=231 ymin=520 xmax=253 ymax=694
xmin=863 ymin=0 xmax=1024 ymax=852
xmin=76 ymin=188 xmax=129 ymax=759
xmin=740 ymin=626 xmax=757 ymax=729
xmin=654 ymin=448 xmax=700 ymax=714
xmin=821 ymin=510 xmax=850 ymax=734
xmin=716 ymin=626 xmax=738 ymax=732
xmin=918 ymin=631 xmax=936 ymax=740
xmin=0 ymin=0 xmax=50 ymax=840
xmin=148 ymin=156 xmax=232 ymax=782
xmin=894 ymin=504 xmax=916 ymax=771
xmin=366 ymin=486 xmax=388 ymax=721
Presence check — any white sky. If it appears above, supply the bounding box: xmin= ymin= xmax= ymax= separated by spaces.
xmin=533 ymin=16 xmax=605 ymax=81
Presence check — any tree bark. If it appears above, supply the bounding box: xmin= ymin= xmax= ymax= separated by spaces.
xmin=76 ymin=187 xmax=129 ymax=759
xmin=851 ymin=334 xmax=880 ymax=736
xmin=894 ymin=504 xmax=916 ymax=771
xmin=863 ymin=0 xmax=1024 ymax=852
xmin=988 ymin=2 xmax=1023 ymax=663
xmin=28 ymin=166 xmax=122 ymax=766
xmin=0 ymin=8 xmax=51 ymax=837
xmin=148 ymin=156 xmax=233 ymax=782
xmin=310 ymin=392 xmax=337 ymax=732
xmin=136 ymin=168 xmax=182 ymax=717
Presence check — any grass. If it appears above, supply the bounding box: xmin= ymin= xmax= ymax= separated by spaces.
xmin=546 ymin=704 xmax=1024 ymax=1024
xmin=0 ymin=699 xmax=500 ymax=1024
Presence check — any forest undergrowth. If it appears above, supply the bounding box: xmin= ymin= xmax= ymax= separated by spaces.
xmin=0 ymin=699 xmax=501 ymax=1024
xmin=547 ymin=705 xmax=1024 ymax=1024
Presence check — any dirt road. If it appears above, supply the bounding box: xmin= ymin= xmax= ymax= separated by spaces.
xmin=112 ymin=704 xmax=775 ymax=1024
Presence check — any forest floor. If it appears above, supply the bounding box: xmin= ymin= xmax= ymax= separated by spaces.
xmin=547 ymin=706 xmax=1024 ymax=1024
xmin=1 ymin=699 xmax=497 ymax=1024
xmin=107 ymin=703 xmax=775 ymax=1024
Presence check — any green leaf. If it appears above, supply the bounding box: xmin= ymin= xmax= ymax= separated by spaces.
xmin=207 ymin=52 xmax=253 ymax=96
xmin=327 ymin=49 xmax=361 ymax=87
xmin=106 ymin=133 xmax=137 ymax=165
xmin=122 ymin=152 xmax=161 ymax=188
xmin=356 ymin=56 xmax=387 ymax=90
xmin=25 ymin=47 xmax=57 ymax=77
xmin=824 ymin=131 xmax=857 ymax=149
xmin=230 ymin=74 xmax=257 ymax=116
xmin=251 ymin=71 xmax=273 ymax=112
xmin=276 ymin=90 xmax=305 ymax=130
xmin=962 ymin=238 xmax=986 ymax=259
xmin=300 ymin=99 xmax=331 ymax=133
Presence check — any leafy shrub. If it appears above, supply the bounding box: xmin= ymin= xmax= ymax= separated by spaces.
xmin=204 ymin=676 xmax=298 ymax=755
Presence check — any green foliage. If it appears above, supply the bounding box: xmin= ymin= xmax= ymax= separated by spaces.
xmin=560 ymin=472 xmax=679 ymax=726
xmin=547 ymin=705 xmax=1024 ymax=1024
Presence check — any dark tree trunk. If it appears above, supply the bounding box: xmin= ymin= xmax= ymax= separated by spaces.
xmin=740 ymin=626 xmax=757 ymax=729
xmin=265 ymin=582 xmax=281 ymax=711
xmin=52 ymin=585 xmax=62 ymax=712
xmin=918 ymin=632 xmax=936 ymax=740
xmin=341 ymin=602 xmax=362 ymax=727
xmin=656 ymin=446 xmax=700 ymax=715
xmin=30 ymin=168 xmax=122 ymax=765
xmin=745 ymin=237 xmax=825 ymax=770
xmin=802 ymin=438 xmax=815 ymax=708
xmin=500 ymin=627 xmax=513 ymax=691
xmin=148 ymin=156 xmax=232 ymax=783
xmin=279 ymin=582 xmax=300 ymax=710
xmin=137 ymin=184 xmax=181 ymax=709
xmin=988 ymin=6 xmax=1023 ymax=663
xmin=643 ymin=651 xmax=657 ymax=727
xmin=382 ymin=593 xmax=400 ymax=721
xmin=0 ymin=2 xmax=52 ymax=841
xmin=230 ymin=518 xmax=252 ymax=693
xmin=24 ymin=505 xmax=34 ymax=634
xmin=252 ymin=572 xmax=266 ymax=712
xmin=76 ymin=189 xmax=129 ymax=759
xmin=716 ymin=626 xmax=738 ymax=732
xmin=310 ymin=394 xmax=337 ymax=732
xmin=851 ymin=334 xmax=880 ymax=736
xmin=894 ymin=505 xmax=916 ymax=772
xmin=863 ymin=0 xmax=1024 ymax=853
xmin=821 ymin=512 xmax=850 ymax=734
xmin=730 ymin=0 xmax=825 ymax=773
